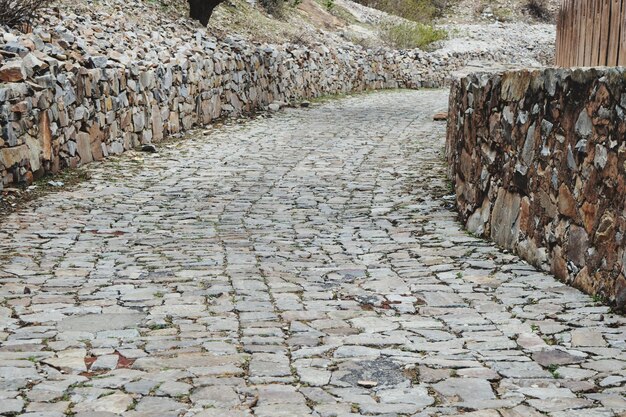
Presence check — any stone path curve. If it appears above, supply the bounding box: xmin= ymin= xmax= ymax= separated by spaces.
xmin=1 ymin=89 xmax=625 ymax=417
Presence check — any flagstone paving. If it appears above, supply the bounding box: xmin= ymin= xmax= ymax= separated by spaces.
xmin=1 ymin=89 xmax=625 ymax=416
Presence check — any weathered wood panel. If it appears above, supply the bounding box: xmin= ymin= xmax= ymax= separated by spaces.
xmin=556 ymin=0 xmax=625 ymax=66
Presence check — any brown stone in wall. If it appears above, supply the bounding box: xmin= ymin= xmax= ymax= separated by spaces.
xmin=151 ymin=105 xmax=164 ymax=142
xmin=602 ymin=151 xmax=618 ymax=179
xmin=76 ymin=132 xmax=93 ymax=163
xmin=0 ymin=61 xmax=25 ymax=82
xmin=0 ymin=145 xmax=29 ymax=169
xmin=40 ymin=111 xmax=53 ymax=161
xmin=23 ymin=171 xmax=33 ymax=185
xmin=551 ymin=246 xmax=568 ymax=282
xmin=120 ymin=111 xmax=131 ymax=131
xmin=589 ymin=84 xmax=611 ymax=114
xmin=490 ymin=188 xmax=521 ymax=250
xmin=595 ymin=212 xmax=616 ymax=246
xmin=573 ymin=266 xmax=593 ymax=294
xmin=615 ymin=275 xmax=626 ymax=309
xmin=539 ymin=189 xmax=557 ymax=219
xmin=557 ymin=183 xmax=578 ymax=220
xmin=519 ymin=196 xmax=531 ymax=233
xmin=566 ymin=225 xmax=588 ymax=267
xmin=581 ymin=201 xmax=598 ymax=234
xmin=88 ymin=124 xmax=104 ymax=161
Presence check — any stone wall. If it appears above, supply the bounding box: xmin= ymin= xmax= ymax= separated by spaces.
xmin=446 ymin=68 xmax=626 ymax=309
xmin=0 ymin=23 xmax=499 ymax=188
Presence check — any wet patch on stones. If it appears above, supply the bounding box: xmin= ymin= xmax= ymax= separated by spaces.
xmin=338 ymin=358 xmax=408 ymax=388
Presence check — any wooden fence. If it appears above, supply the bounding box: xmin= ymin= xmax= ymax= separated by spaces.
xmin=556 ymin=0 xmax=626 ymax=66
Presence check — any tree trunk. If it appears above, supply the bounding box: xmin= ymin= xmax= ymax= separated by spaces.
xmin=188 ymin=0 xmax=224 ymax=26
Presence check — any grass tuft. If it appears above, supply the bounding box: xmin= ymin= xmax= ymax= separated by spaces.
xmin=355 ymin=0 xmax=446 ymax=23
xmin=380 ymin=22 xmax=447 ymax=51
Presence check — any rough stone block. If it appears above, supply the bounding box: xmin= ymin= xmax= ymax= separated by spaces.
xmin=490 ymin=188 xmax=521 ymax=250
xmin=76 ymin=132 xmax=93 ymax=163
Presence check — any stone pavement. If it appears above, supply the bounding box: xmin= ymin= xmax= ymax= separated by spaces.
xmin=0 ymin=89 xmax=625 ymax=417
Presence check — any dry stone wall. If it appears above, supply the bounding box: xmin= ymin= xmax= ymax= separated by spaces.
xmin=446 ymin=68 xmax=626 ymax=309
xmin=0 ymin=23 xmax=499 ymax=188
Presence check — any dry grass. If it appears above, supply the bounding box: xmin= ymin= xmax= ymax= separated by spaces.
xmin=353 ymin=0 xmax=447 ymax=23
xmin=0 ymin=0 xmax=54 ymax=27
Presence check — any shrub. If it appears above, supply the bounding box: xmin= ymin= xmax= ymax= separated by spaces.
xmin=260 ymin=0 xmax=286 ymax=17
xmin=0 ymin=0 xmax=53 ymax=28
xmin=380 ymin=22 xmax=447 ymax=50
xmin=492 ymin=6 xmax=513 ymax=22
xmin=524 ymin=0 xmax=552 ymax=21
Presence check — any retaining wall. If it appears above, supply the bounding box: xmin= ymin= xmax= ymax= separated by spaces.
xmin=446 ymin=68 xmax=626 ymax=309
xmin=0 ymin=27 xmax=496 ymax=188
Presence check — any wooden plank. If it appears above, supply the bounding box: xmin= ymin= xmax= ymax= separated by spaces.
xmin=576 ymin=0 xmax=587 ymax=67
xmin=599 ymin=0 xmax=612 ymax=65
xmin=588 ymin=0 xmax=595 ymax=65
xmin=556 ymin=0 xmax=561 ymax=65
xmin=563 ymin=0 xmax=569 ymax=66
xmin=582 ymin=0 xmax=588 ymax=66
xmin=608 ymin=0 xmax=622 ymax=65
xmin=591 ymin=0 xmax=602 ymax=65
xmin=572 ymin=0 xmax=578 ymax=66
xmin=571 ymin=0 xmax=577 ymax=65
xmin=619 ymin=0 xmax=626 ymax=65
xmin=605 ymin=0 xmax=614 ymax=65
xmin=584 ymin=0 xmax=594 ymax=66
xmin=614 ymin=0 xmax=625 ymax=65
xmin=565 ymin=0 xmax=572 ymax=66
xmin=568 ymin=0 xmax=575 ymax=66
xmin=564 ymin=0 xmax=571 ymax=66
xmin=584 ymin=0 xmax=592 ymax=66
xmin=574 ymin=0 xmax=577 ymax=65
xmin=572 ymin=1 xmax=582 ymax=66
xmin=570 ymin=0 xmax=576 ymax=66
xmin=560 ymin=1 xmax=570 ymax=67
xmin=554 ymin=0 xmax=565 ymax=66
xmin=578 ymin=0 xmax=586 ymax=66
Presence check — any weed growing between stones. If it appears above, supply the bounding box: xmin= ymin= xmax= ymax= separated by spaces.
xmin=0 ymin=168 xmax=91 ymax=221
xmin=547 ymin=364 xmax=561 ymax=379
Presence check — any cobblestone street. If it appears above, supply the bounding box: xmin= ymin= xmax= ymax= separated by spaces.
xmin=1 ymin=90 xmax=626 ymax=416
